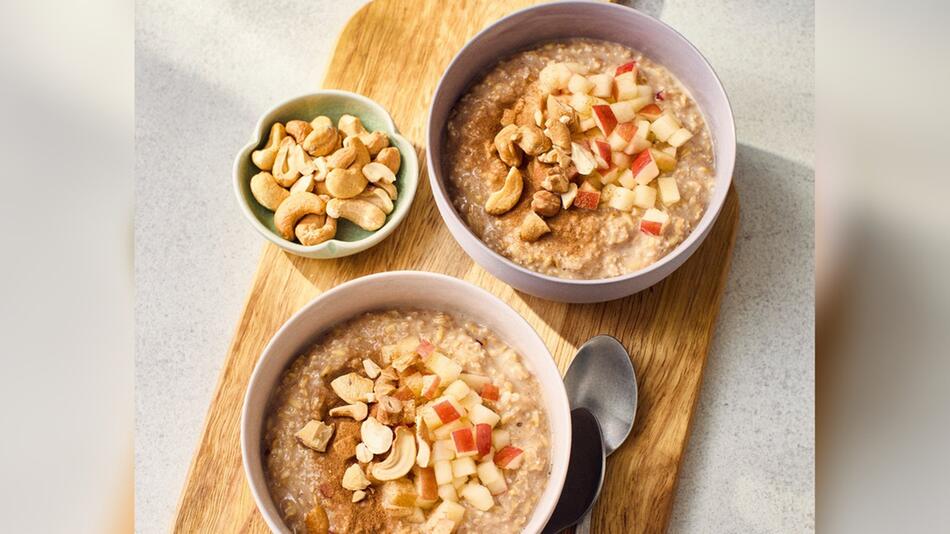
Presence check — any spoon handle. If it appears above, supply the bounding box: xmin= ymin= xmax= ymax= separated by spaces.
xmin=575 ymin=510 xmax=593 ymax=534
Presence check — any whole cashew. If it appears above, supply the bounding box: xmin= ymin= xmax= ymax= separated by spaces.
xmin=377 ymin=180 xmax=397 ymax=200
xmin=343 ymin=136 xmax=371 ymax=169
xmin=285 ymin=120 xmax=313 ymax=143
xmin=494 ymin=124 xmax=522 ymax=167
xmin=543 ymin=117 xmax=571 ymax=150
xmin=273 ymin=192 xmax=327 ymax=240
xmin=356 ymin=186 xmax=394 ymax=214
xmin=361 ymin=162 xmax=396 ymax=184
xmin=326 ymin=167 xmax=368 ymax=199
xmin=251 ymin=123 xmax=285 ymax=171
xmin=272 ymin=137 xmax=301 ymax=187
xmin=358 ymin=131 xmax=389 ymax=156
xmin=294 ymin=213 xmax=337 ymax=245
xmin=250 ymin=171 xmax=290 ymax=211
xmin=303 ymin=117 xmax=339 ymax=157
xmin=338 ymin=114 xmax=368 ymax=137
xmin=327 ymin=198 xmax=386 ymax=231
xmin=485 ymin=167 xmax=524 ymax=215
xmin=289 ymin=144 xmax=316 ymax=176
xmin=290 ymin=173 xmax=314 ymax=194
xmin=326 ymin=145 xmax=356 ymax=170
xmin=312 ymin=156 xmax=329 ymax=181
xmin=517 ymin=124 xmax=551 ymax=156
xmin=374 ymin=147 xmax=401 ymax=174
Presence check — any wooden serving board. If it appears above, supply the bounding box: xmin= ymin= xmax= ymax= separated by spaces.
xmin=172 ymin=1 xmax=739 ymax=532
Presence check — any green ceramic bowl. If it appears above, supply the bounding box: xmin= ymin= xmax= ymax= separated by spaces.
xmin=233 ymin=90 xmax=418 ymax=258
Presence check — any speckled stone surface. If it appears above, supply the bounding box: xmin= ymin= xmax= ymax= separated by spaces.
xmin=135 ymin=1 xmax=814 ymax=532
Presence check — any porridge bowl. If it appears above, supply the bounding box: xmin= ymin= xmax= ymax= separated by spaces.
xmin=427 ymin=1 xmax=736 ymax=302
xmin=242 ymin=271 xmax=570 ymax=533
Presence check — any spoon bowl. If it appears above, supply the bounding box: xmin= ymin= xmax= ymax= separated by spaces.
xmin=541 ymin=408 xmax=605 ymax=534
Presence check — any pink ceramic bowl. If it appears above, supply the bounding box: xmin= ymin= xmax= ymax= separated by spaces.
xmin=426 ymin=1 xmax=736 ymax=303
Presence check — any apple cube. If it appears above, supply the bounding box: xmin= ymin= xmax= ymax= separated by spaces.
xmin=638 ymin=103 xmax=663 ymax=121
xmin=650 ymin=148 xmax=677 ymax=172
xmin=587 ymin=73 xmax=614 ymax=98
xmin=611 ymin=151 xmax=631 ymax=169
xmin=452 ymin=476 xmax=467 ymax=490
xmin=631 ymin=149 xmax=660 ymax=185
xmin=431 ymin=499 xmax=466 ymax=523
xmin=539 ymin=62 xmax=573 ymax=92
xmin=475 ymin=423 xmax=493 ymax=459
xmin=661 ymin=145 xmax=677 ymax=157
xmin=451 ymin=456 xmax=477 ymax=478
xmin=569 ymin=92 xmax=593 ymax=116
xmin=615 ymin=61 xmax=637 ymax=76
xmin=591 ymin=105 xmax=618 ymax=137
xmin=574 ymin=117 xmax=593 ymax=133
xmin=568 ymin=73 xmax=594 ymax=94
xmin=637 ymin=84 xmax=655 ymax=99
xmin=461 ymin=482 xmax=495 ymax=511
xmin=438 ymin=483 xmax=458 ymax=503
xmin=415 ymin=339 xmax=436 ymax=358
xmin=650 ymin=114 xmax=681 ymax=142
xmin=459 ymin=390 xmax=483 ymax=411
xmin=476 ymin=382 xmax=497 ymax=401
xmin=432 ymin=439 xmax=456 ymax=461
xmin=491 ymin=429 xmax=511 ymax=450
xmin=433 ymin=418 xmax=467 ymax=440
xmin=626 ymin=95 xmax=654 ymax=113
xmin=425 ymin=352 xmax=462 ymax=384
xmin=633 ymin=185 xmax=657 ymax=209
xmin=443 ymin=380 xmax=471 ymax=401
xmin=468 ymin=404 xmax=501 ymax=427
xmin=451 ymin=427 xmax=478 ymax=457
xmin=657 ymin=176 xmax=681 ymax=206
xmin=570 ymin=142 xmax=597 ymax=175
xmin=574 ymin=189 xmax=601 ymax=210
xmin=592 ymin=139 xmax=612 ymax=169
xmin=607 ymin=125 xmax=633 ymax=152
xmin=614 ymin=71 xmax=639 ymax=101
xmin=609 ymin=100 xmax=638 ymax=124
xmin=561 ymin=182 xmax=579 ymax=209
xmin=607 ymin=186 xmax=636 ymax=211
xmin=617 ymin=168 xmax=636 ymax=189
xmin=434 ymin=459 xmax=454 ymax=485
xmin=668 ymin=127 xmax=694 ymax=148
xmin=415 ymin=466 xmax=439 ymax=504
xmin=459 ymin=373 xmax=490 ymax=391
xmin=600 ymin=167 xmax=622 ymax=186
xmin=493 ymin=446 xmax=524 ymax=469
xmin=476 ymin=460 xmax=508 ymax=495
xmin=640 ymin=208 xmax=669 ymax=236
xmin=421 ymin=374 xmax=441 ymax=400
xmin=432 ymin=397 xmax=465 ymax=424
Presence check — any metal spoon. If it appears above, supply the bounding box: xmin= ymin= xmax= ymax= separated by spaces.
xmin=541 ymin=408 xmax=605 ymax=534
xmin=563 ymin=335 xmax=639 ymax=534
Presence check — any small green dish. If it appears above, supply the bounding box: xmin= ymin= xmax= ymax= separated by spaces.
xmin=233 ymin=90 xmax=418 ymax=258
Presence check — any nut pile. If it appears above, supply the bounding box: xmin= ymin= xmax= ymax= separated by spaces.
xmin=249 ymin=114 xmax=401 ymax=245
xmin=484 ymin=59 xmax=696 ymax=241
xmin=295 ymin=336 xmax=526 ymax=533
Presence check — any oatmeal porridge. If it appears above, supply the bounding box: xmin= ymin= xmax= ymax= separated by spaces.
xmin=263 ymin=309 xmax=551 ymax=533
xmin=444 ymin=39 xmax=716 ymax=279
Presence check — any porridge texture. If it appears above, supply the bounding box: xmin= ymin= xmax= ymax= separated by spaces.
xmin=444 ymin=39 xmax=716 ymax=279
xmin=263 ymin=309 xmax=551 ymax=534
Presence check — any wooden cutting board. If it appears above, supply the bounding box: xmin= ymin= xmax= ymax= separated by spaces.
xmin=172 ymin=1 xmax=739 ymax=532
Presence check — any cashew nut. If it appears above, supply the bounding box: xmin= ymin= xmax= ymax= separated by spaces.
xmin=295 ymin=420 xmax=334 ymax=452
xmin=303 ymin=118 xmax=339 ymax=157
xmin=517 ymin=124 xmax=551 ymax=156
xmin=327 ymin=198 xmax=386 ymax=231
xmin=312 ymin=156 xmax=329 ymax=181
xmin=290 ymin=173 xmax=314 ymax=194
xmin=362 ymin=358 xmax=382 ymax=379
xmin=362 ymin=162 xmax=397 ymax=184
xmin=326 ymin=167 xmax=369 ymax=199
xmin=343 ymin=136 xmax=371 ymax=169
xmin=304 ymin=505 xmax=329 ymax=534
xmin=356 ymin=186 xmax=394 ymax=214
xmin=331 ymin=372 xmax=375 ymax=404
xmin=377 ymin=180 xmax=398 ymax=200
xmin=273 ymin=192 xmax=327 ymax=240
xmin=541 ymin=165 xmax=571 ymax=193
xmin=338 ymin=114 xmax=368 ymax=137
xmin=272 ymin=137 xmax=301 ymax=187
xmin=329 ymin=401 xmax=369 ymax=421
xmin=374 ymin=367 xmax=399 ymax=398
xmin=289 ymin=144 xmax=316 ymax=176
xmin=250 ymin=171 xmax=290 ymax=211
xmin=543 ymin=117 xmax=571 ymax=150
xmin=415 ymin=415 xmax=431 ymax=468
xmin=374 ymin=147 xmax=401 ymax=174
xmin=326 ymin=145 xmax=357 ymax=170
xmin=546 ymin=94 xmax=577 ymax=130
xmin=342 ymin=463 xmax=371 ymax=491
xmin=285 ymin=120 xmax=313 ymax=143
xmin=251 ymin=123 xmax=285 ymax=171
xmin=361 ymin=416 xmax=395 ymax=455
xmin=358 ymin=131 xmax=390 ymax=156
xmin=493 ymin=124 xmax=522 ymax=167
xmin=294 ymin=213 xmax=336 ymax=246
xmin=355 ymin=442 xmax=374 ymax=463
xmin=370 ymin=426 xmax=416 ymax=481
xmin=485 ymin=166 xmax=523 ymax=215
xmin=519 ymin=211 xmax=551 ymax=242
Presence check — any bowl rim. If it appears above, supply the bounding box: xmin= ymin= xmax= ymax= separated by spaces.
xmin=240 ymin=270 xmax=572 ymax=533
xmin=233 ymin=89 xmax=419 ymax=257
xmin=425 ymin=0 xmax=737 ymax=286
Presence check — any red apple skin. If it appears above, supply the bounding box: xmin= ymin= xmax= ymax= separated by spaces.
xmin=416 ymin=339 xmax=435 ymax=357
xmin=593 ymin=139 xmax=612 ymax=170
xmin=655 ymin=90 xmax=665 ymax=101
xmin=422 ymin=375 xmax=441 ymax=399
xmin=615 ymin=122 xmax=637 ymax=142
xmin=475 ymin=424 xmax=493 ymax=458
xmin=393 ymin=386 xmax=415 ymax=401
xmin=574 ymin=190 xmax=601 ymax=210
xmin=640 ymin=220 xmax=662 ymax=236
xmin=591 ymin=105 xmax=618 ymax=136
xmin=480 ymin=383 xmax=500 ymax=402
xmin=416 ymin=467 xmax=438 ymax=500
xmin=452 ymin=428 xmax=477 ymax=453
xmin=639 ymin=103 xmax=663 ymax=121
xmin=631 ymin=149 xmax=654 ymax=175
xmin=433 ymin=400 xmax=461 ymax=424
xmin=494 ymin=446 xmax=524 ymax=468
xmin=615 ymin=61 xmax=637 ymax=76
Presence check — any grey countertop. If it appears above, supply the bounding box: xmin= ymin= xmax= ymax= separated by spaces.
xmin=135 ymin=0 xmax=814 ymax=531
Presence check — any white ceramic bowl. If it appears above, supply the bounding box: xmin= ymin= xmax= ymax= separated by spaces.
xmin=241 ymin=271 xmax=571 ymax=533
xmin=426 ymin=1 xmax=736 ymax=302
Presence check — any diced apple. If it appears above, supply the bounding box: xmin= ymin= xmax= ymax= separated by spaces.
xmin=443 ymin=380 xmax=470 ymax=401
xmin=476 ymin=460 xmax=508 ymax=495
xmin=421 ymin=374 xmax=441 ymax=400
xmin=568 ymin=73 xmax=594 ymax=94
xmin=491 ymin=429 xmax=510 ymax=450
xmin=571 ymin=142 xmax=597 ymax=175
xmin=475 ymin=423 xmax=493 ymax=459
xmin=617 ymin=168 xmax=636 ymax=189
xmin=480 ymin=383 xmax=499 ymax=402
xmin=432 ymin=439 xmax=456 ymax=461
xmin=587 ymin=73 xmax=614 ymax=98
xmin=637 ymin=84 xmax=655 ymax=99
xmin=433 ymin=418 xmax=467 ymax=440
xmin=661 ymin=145 xmax=677 ymax=157
xmin=431 ymin=499 xmax=466 ymax=523
xmin=600 ymin=166 xmax=622 ymax=185
xmin=633 ymin=185 xmax=657 ymax=209
xmin=452 ymin=476 xmax=467 ymax=490
xmin=434 ymin=459 xmax=454 ymax=485
xmin=657 ymin=176 xmax=681 ymax=206
xmin=493 ymin=446 xmax=524 ymax=469
xmin=438 ymin=483 xmax=458 ymax=503
xmin=607 ymin=127 xmax=631 ymax=152
xmin=425 ymin=352 xmax=462 ymax=384
xmin=459 ymin=390 xmax=482 ymax=411
xmin=667 ymin=127 xmax=694 ymax=148
xmin=415 ymin=339 xmax=436 ymax=358
xmin=451 ymin=456 xmax=477 ymax=478
xmin=561 ymin=182 xmax=578 ymax=209
xmin=640 ymin=208 xmax=669 ymax=236
xmin=650 ymin=114 xmax=681 ymax=142
xmin=609 ymin=100 xmax=638 ymax=123
xmin=576 ymin=116 xmax=594 ymax=132
xmin=627 ymin=95 xmax=654 ymax=112
xmin=415 ymin=466 xmax=439 ymax=504
xmin=638 ymin=103 xmax=663 ymax=121
xmin=650 ymin=147 xmax=677 ymax=172
xmin=615 ymin=61 xmax=637 ymax=76
xmin=614 ymin=71 xmax=639 ymax=101
xmin=432 ymin=397 xmax=465 ymax=424
xmin=452 ymin=427 xmax=478 ymax=457
xmin=607 ymin=186 xmax=636 ymax=211
xmin=461 ymin=482 xmax=494 ymax=511
xmin=631 ymin=149 xmax=660 ymax=185
xmin=459 ymin=373 xmax=490 ymax=391
xmin=591 ymin=105 xmax=618 ymax=137
xmin=569 ymin=92 xmax=593 ymax=116
xmin=539 ymin=62 xmax=573 ymax=93
xmin=468 ymin=404 xmax=501 ymax=427
xmin=611 ymin=151 xmax=631 ymax=169
xmin=574 ymin=189 xmax=601 ymax=210
xmin=592 ymin=139 xmax=612 ymax=169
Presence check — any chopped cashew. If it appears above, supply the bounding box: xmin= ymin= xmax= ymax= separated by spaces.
xmin=484 ymin=167 xmax=524 ymax=215
xmin=326 ymin=198 xmax=386 ymax=231
xmin=519 ymin=211 xmax=551 ymax=242
xmin=352 ymin=490 xmax=367 ymax=503
xmin=251 ymin=123 xmax=285 ymax=171
xmin=415 ymin=415 xmax=432 ymax=468
xmin=363 ymin=359 xmax=382 ymax=379
xmin=273 ymin=192 xmax=327 ymax=240
xmin=543 ymin=117 xmax=571 ymax=150
xmin=329 ymin=401 xmax=369 ymax=421
xmin=295 ymin=420 xmax=334 ymax=452
xmin=375 ymin=395 xmax=404 ymax=426
xmin=330 ymin=372 xmax=374 ymax=404
xmin=493 ymin=124 xmax=522 ymax=167
xmin=516 ymin=125 xmax=551 ymax=156
xmin=294 ymin=213 xmax=336 ymax=246
xmin=250 ymin=171 xmax=290 ymax=211
xmin=355 ymin=442 xmax=374 ymax=463
xmin=341 ymin=463 xmax=371 ymax=491
xmin=370 ymin=426 xmax=416 ymax=481
xmin=361 ymin=416 xmax=395 ymax=455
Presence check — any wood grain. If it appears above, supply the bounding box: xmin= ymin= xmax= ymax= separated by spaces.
xmin=172 ymin=1 xmax=739 ymax=532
